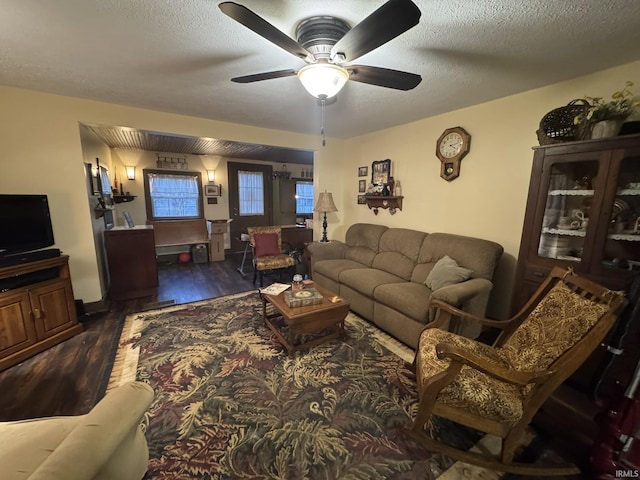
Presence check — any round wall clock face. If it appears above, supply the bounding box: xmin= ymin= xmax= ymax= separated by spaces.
xmin=439 ymin=132 xmax=464 ymax=158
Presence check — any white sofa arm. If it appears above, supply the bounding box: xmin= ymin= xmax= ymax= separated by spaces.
xmin=3 ymin=381 xmax=155 ymax=480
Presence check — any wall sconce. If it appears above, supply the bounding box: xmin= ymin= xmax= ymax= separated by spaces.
xmin=207 ymin=170 xmax=216 ymax=183
xmin=125 ymin=166 xmax=136 ymax=181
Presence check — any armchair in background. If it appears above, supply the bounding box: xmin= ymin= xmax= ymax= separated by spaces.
xmin=247 ymin=226 xmax=295 ymax=287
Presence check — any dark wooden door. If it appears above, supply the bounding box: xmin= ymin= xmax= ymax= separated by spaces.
xmin=228 ymin=162 xmax=273 ymax=254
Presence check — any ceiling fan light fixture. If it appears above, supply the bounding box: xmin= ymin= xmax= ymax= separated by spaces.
xmin=297 ymin=64 xmax=349 ymax=99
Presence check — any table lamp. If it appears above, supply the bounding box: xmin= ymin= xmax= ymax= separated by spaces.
xmin=314 ymin=191 xmax=338 ymax=242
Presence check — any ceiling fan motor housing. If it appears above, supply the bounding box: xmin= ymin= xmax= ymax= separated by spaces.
xmin=295 ymin=16 xmax=350 ymax=61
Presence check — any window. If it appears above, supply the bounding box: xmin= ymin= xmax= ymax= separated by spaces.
xmin=144 ymin=169 xmax=203 ymax=220
xmin=238 ymin=170 xmax=265 ymax=216
xmin=295 ymin=181 xmax=314 ymax=214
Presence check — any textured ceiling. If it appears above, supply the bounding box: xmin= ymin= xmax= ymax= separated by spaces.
xmin=2 ymin=0 xmax=640 ymax=142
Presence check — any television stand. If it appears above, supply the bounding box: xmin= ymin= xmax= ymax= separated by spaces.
xmin=0 ymin=255 xmax=82 ymax=371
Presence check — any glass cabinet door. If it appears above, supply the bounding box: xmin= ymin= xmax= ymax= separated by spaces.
xmin=602 ymin=155 xmax=640 ymax=271
xmin=537 ymin=160 xmax=599 ymax=262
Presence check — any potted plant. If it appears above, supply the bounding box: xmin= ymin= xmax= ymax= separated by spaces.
xmin=574 ymin=81 xmax=639 ymax=138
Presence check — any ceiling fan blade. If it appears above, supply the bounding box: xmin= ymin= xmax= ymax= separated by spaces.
xmin=219 ymin=2 xmax=313 ymax=61
xmin=347 ymin=65 xmax=421 ymax=90
xmin=331 ymin=0 xmax=420 ymax=62
xmin=231 ymin=69 xmax=298 ymax=83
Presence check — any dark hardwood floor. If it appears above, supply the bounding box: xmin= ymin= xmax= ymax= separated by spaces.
xmin=0 ymin=254 xmax=257 ymax=421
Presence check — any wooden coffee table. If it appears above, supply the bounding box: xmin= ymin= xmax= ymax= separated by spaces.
xmin=260 ymin=283 xmax=350 ymax=355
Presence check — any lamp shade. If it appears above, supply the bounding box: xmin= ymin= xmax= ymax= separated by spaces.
xmin=298 ymin=64 xmax=349 ymax=99
xmin=314 ymin=192 xmax=338 ymax=213
xmin=125 ymin=166 xmax=135 ymax=180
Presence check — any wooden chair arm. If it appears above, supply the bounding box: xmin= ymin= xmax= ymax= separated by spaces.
xmin=436 ymin=342 xmax=553 ymax=386
xmin=430 ymin=299 xmax=514 ymax=330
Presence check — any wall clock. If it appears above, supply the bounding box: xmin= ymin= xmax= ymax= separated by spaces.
xmin=435 ymin=126 xmax=471 ymax=181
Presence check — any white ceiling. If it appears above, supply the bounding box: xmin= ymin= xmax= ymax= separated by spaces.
xmin=1 ymin=0 xmax=639 ymax=140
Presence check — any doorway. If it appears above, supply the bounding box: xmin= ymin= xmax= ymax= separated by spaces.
xmin=228 ymin=162 xmax=273 ymax=253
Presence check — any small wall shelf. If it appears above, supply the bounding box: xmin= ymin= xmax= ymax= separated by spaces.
xmin=112 ymin=195 xmax=137 ymax=204
xmin=364 ymin=195 xmax=403 ymax=215
xmin=93 ymin=205 xmax=115 ymax=219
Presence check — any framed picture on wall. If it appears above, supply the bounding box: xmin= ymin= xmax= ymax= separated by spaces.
xmin=358 ymin=166 xmax=368 ymax=177
xmin=358 ymin=180 xmax=366 ymax=192
xmin=357 ymin=195 xmax=366 ymax=205
xmin=371 ymin=159 xmax=391 ymax=185
xmin=86 ymin=163 xmax=100 ymax=196
xmin=205 ymin=184 xmax=221 ymax=196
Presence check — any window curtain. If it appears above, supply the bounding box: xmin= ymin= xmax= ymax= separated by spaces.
xmin=238 ymin=171 xmax=264 ymax=216
xmin=148 ymin=173 xmax=200 ymax=218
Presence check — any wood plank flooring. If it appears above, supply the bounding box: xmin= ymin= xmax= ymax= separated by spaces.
xmin=0 ymin=254 xmax=257 ymax=421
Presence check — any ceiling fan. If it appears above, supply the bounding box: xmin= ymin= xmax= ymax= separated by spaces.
xmin=218 ymin=0 xmax=422 ymax=101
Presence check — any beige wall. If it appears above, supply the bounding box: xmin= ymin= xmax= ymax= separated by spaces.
xmin=0 ymin=88 xmax=339 ymax=302
xmin=334 ymin=60 xmax=640 ymax=318
xmin=108 ymin=149 xmax=315 ymax=249
xmin=0 ymin=59 xmax=638 ymax=316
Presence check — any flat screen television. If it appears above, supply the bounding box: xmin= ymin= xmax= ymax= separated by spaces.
xmin=0 ymin=194 xmax=55 ymax=257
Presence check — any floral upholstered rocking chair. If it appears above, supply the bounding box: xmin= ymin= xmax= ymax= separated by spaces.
xmin=408 ymin=266 xmax=627 ymax=476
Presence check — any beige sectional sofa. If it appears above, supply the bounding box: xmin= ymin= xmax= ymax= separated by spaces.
xmin=307 ymin=223 xmax=503 ymax=349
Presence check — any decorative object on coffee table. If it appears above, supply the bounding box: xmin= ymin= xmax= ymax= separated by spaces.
xmin=284 ymin=287 xmax=323 ymax=307
xmin=314 ymin=191 xmax=338 ymax=242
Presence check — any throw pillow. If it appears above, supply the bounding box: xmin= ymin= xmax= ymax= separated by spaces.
xmin=254 ymin=233 xmax=281 ymax=257
xmin=425 ymin=255 xmax=473 ymax=291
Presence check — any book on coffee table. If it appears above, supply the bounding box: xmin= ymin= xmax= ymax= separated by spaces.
xmin=284 ymin=288 xmax=323 ymax=307
xmin=260 ymin=282 xmax=291 ymax=295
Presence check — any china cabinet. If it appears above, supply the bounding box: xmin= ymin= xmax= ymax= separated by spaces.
xmin=513 ymin=133 xmax=640 ymax=313
xmin=513 ymin=134 xmax=640 ymax=461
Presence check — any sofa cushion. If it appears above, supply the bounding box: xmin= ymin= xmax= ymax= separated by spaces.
xmin=372 ymin=228 xmax=427 ymax=280
xmin=313 ymin=258 xmax=366 ymax=283
xmin=339 ymin=268 xmax=405 ymax=297
xmin=414 ymin=233 xmax=504 ymax=283
xmin=374 ymin=281 xmax=433 ymax=322
xmin=425 ymin=255 xmax=473 ymax=291
xmin=344 ymin=223 xmax=388 ymax=266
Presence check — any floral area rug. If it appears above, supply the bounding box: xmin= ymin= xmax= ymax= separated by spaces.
xmin=108 ymin=291 xmax=484 ymax=479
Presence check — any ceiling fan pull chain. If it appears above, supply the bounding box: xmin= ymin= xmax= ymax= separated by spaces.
xmin=321 ymin=97 xmax=326 ymax=146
